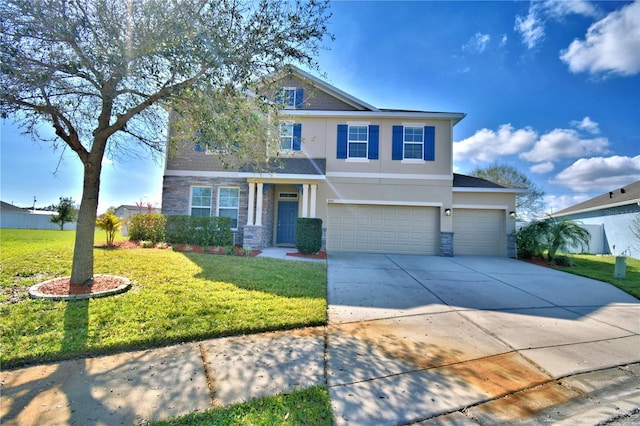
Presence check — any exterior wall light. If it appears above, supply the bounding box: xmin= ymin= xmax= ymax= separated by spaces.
xmin=444 ymin=208 xmax=452 ymax=216
xmin=509 ymin=211 xmax=516 ymax=219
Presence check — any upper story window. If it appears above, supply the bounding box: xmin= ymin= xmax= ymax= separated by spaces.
xmin=403 ymin=127 xmax=424 ymax=159
xmin=217 ymin=187 xmax=240 ymax=229
xmin=337 ymin=124 xmax=379 ymax=160
xmin=279 ymin=122 xmax=302 ymax=151
xmin=280 ymin=123 xmax=294 ymax=150
xmin=348 ymin=125 xmax=368 ymax=158
xmin=276 ymin=87 xmax=304 ymax=109
xmin=190 ymin=186 xmax=212 ymax=216
xmin=392 ymin=125 xmax=435 ymax=161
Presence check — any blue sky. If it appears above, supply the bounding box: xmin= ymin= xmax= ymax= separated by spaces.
xmin=1 ymin=0 xmax=639 ymax=214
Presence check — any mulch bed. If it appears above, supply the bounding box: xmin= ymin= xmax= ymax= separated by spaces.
xmin=36 ymin=275 xmax=127 ymax=296
xmin=286 ymin=251 xmax=327 ymax=259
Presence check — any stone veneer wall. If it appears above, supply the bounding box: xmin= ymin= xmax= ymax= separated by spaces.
xmin=440 ymin=232 xmax=454 ymax=257
xmin=507 ymin=233 xmax=517 ymax=258
xmin=162 ymin=175 xmax=250 ymax=244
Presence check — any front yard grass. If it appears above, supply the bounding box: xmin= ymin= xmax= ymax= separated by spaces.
xmin=564 ymin=254 xmax=640 ymax=299
xmin=0 ymin=229 xmax=327 ymax=368
xmin=152 ymin=386 xmax=331 ymax=426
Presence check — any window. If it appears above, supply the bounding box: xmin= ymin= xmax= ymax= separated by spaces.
xmin=279 ymin=123 xmax=301 ymax=151
xmin=348 ymin=125 xmax=368 ymax=158
xmin=392 ymin=125 xmax=435 ymax=161
xmin=404 ymin=127 xmax=424 ymax=159
xmin=277 ymin=87 xmax=303 ymax=109
xmin=190 ymin=186 xmax=212 ymax=216
xmin=280 ymin=123 xmax=294 ymax=150
xmin=217 ymin=187 xmax=240 ymax=229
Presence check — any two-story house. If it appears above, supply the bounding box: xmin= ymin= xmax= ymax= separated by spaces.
xmin=162 ymin=66 xmax=520 ymax=257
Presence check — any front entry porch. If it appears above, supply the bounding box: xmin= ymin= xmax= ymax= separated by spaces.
xmin=242 ymin=180 xmax=320 ymax=250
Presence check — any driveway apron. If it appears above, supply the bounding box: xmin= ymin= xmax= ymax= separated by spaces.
xmin=326 ymin=253 xmax=640 ymax=425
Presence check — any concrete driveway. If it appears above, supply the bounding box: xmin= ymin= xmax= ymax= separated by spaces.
xmin=326 ymin=253 xmax=640 ymax=425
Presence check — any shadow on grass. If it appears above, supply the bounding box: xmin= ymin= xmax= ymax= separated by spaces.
xmin=182 ymin=252 xmax=327 ymax=300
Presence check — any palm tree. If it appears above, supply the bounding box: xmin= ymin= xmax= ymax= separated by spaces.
xmin=542 ymin=217 xmax=591 ymax=263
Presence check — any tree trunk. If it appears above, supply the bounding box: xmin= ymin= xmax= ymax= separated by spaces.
xmin=70 ymin=158 xmax=102 ymax=284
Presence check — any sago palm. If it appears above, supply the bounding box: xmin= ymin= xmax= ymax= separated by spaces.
xmin=543 ymin=217 xmax=591 ymax=262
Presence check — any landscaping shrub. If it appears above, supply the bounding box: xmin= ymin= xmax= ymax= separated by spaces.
xmin=128 ymin=213 xmax=167 ymax=244
xmin=514 ymin=222 xmax=545 ymax=259
xmin=95 ymin=210 xmax=122 ymax=246
xmin=296 ymin=218 xmax=322 ymax=255
xmin=165 ymin=215 xmax=232 ymax=246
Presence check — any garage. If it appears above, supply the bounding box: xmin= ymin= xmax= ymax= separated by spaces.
xmin=453 ymin=209 xmax=505 ymax=256
xmin=327 ymin=204 xmax=439 ymax=254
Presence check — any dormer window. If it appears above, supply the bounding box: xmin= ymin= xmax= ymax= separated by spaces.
xmin=276 ymin=87 xmax=304 ymax=109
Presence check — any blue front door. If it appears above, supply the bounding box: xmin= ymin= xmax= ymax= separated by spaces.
xmin=277 ymin=201 xmax=298 ymax=245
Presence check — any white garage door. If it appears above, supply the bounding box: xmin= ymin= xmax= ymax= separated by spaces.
xmin=453 ymin=209 xmax=505 ymax=256
xmin=327 ymin=204 xmax=439 ymax=254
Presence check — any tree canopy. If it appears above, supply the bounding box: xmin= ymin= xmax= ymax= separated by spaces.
xmin=0 ymin=0 xmax=332 ymax=283
xmin=470 ymin=163 xmax=546 ymax=220
xmin=50 ymin=196 xmax=77 ymax=230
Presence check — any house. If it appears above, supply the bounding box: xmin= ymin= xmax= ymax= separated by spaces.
xmin=550 ymin=180 xmax=640 ymax=259
xmin=0 ymin=201 xmax=76 ymax=230
xmin=113 ymin=204 xmax=162 ymax=236
xmin=162 ymin=67 xmax=520 ymax=256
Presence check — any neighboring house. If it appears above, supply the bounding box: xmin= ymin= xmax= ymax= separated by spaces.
xmin=162 ymin=66 xmax=521 ymax=256
xmin=0 ymin=201 xmax=77 ymax=230
xmin=550 ymin=180 xmax=640 ymax=259
xmin=113 ymin=204 xmax=162 ymax=236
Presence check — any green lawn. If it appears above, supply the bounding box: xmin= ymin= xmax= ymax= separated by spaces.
xmin=152 ymin=386 xmax=331 ymax=426
xmin=563 ymin=254 xmax=640 ymax=299
xmin=0 ymin=229 xmax=327 ymax=368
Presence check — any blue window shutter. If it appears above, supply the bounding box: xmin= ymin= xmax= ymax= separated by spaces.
xmin=295 ymin=88 xmax=304 ymax=108
xmin=293 ymin=123 xmax=302 ymax=150
xmin=337 ymin=124 xmax=348 ymax=159
xmin=392 ymin=125 xmax=403 ymax=160
xmin=424 ymin=126 xmax=435 ymax=161
xmin=368 ymin=125 xmax=379 ymax=159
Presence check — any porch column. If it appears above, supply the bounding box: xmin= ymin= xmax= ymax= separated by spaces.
xmin=301 ymin=184 xmax=309 ymax=218
xmin=246 ymin=182 xmax=255 ymax=226
xmin=310 ymin=184 xmax=317 ymax=218
xmin=255 ymin=182 xmax=263 ymax=226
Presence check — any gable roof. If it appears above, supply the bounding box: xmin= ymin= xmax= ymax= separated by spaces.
xmin=0 ymin=201 xmax=27 ymax=212
xmin=271 ymin=66 xmax=466 ymax=124
xmin=268 ymin=65 xmax=378 ymax=111
xmin=452 ymin=174 xmax=525 ymax=193
xmin=552 ymin=180 xmax=640 ymax=217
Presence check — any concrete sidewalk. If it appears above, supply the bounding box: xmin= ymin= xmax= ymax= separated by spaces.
xmin=1 ymin=254 xmax=639 ymax=425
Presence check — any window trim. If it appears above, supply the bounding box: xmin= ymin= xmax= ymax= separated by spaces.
xmin=190 ymin=185 xmax=212 ymax=217
xmin=279 ymin=87 xmax=303 ymax=109
xmin=217 ymin=186 xmax=240 ymax=230
xmin=403 ymin=126 xmax=424 ymax=160
xmin=347 ymin=124 xmax=369 ymax=159
xmin=279 ymin=122 xmax=294 ymax=151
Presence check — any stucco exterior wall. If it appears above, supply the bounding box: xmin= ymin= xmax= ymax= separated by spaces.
xmin=560 ymin=204 xmax=640 ymax=259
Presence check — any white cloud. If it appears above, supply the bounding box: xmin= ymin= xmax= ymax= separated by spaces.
xmin=463 ymin=33 xmax=491 ymax=53
xmin=570 ymin=116 xmax=600 ymax=134
xmin=500 ymin=34 xmax=508 ymax=47
xmin=560 ymin=1 xmax=640 ymax=76
xmin=514 ymin=11 xmax=545 ymax=49
xmin=520 ymin=128 xmax=608 ymax=162
xmin=542 ymin=0 xmax=600 ymax=20
xmin=454 ymin=124 xmax=537 ymax=163
xmin=545 ymin=194 xmax=591 ymax=214
xmin=515 ymin=0 xmax=602 ymax=49
xmin=551 ymin=155 xmax=640 ymax=192
xmin=530 ymin=162 xmax=554 ymax=174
